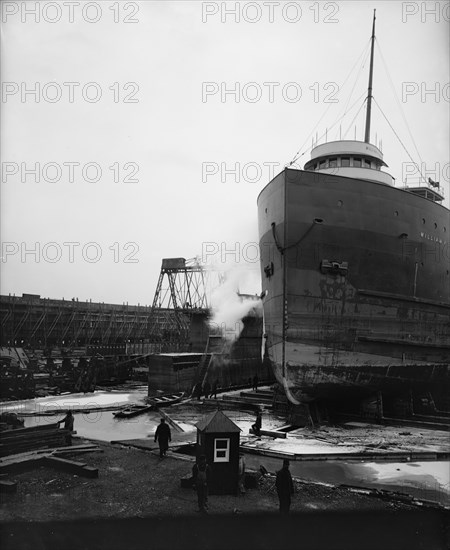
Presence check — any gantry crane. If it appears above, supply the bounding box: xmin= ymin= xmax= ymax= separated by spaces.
xmin=149 ymin=257 xmax=223 ymax=344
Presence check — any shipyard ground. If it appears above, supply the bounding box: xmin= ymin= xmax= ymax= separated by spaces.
xmin=1 ymin=438 xmax=448 ymax=550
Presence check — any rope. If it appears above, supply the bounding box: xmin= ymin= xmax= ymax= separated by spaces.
xmin=373 ymin=98 xmax=428 ymax=182
xmin=342 ymin=96 xmax=367 ymax=139
xmin=375 ymin=41 xmax=424 ymax=166
xmin=289 ymin=39 xmax=371 ymax=167
xmin=341 ymin=44 xmax=371 ymax=127
xmin=271 ymin=221 xmax=317 ymax=256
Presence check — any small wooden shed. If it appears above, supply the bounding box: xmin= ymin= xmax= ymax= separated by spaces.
xmin=195 ymin=410 xmax=241 ymax=495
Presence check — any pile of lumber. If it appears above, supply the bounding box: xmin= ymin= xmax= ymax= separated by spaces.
xmin=0 ymin=443 xmax=101 ymax=474
xmin=0 ymin=423 xmax=70 ymax=457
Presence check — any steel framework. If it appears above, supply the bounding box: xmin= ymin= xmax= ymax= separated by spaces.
xmin=149 ymin=257 xmax=222 ymax=342
xmin=151 ymin=257 xmax=222 ymax=310
xmin=0 ymin=294 xmax=180 ymax=349
xmin=1 ymin=259 xmax=222 ymax=351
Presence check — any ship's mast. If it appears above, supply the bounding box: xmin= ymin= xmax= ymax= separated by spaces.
xmin=364 ymin=9 xmax=376 ymax=144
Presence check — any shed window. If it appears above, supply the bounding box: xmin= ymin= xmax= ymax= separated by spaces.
xmin=353 ymin=158 xmax=361 ymax=167
xmin=341 ymin=157 xmax=350 ymax=167
xmin=364 ymin=159 xmax=371 ymax=168
xmin=319 ymin=160 xmax=327 ymax=169
xmin=329 ymin=158 xmax=337 ymax=168
xmin=214 ymin=438 xmax=230 ymax=462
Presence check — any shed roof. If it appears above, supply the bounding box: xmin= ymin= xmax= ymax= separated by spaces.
xmin=195 ymin=410 xmax=241 ymax=433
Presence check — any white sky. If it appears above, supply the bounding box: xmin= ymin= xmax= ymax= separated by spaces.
xmin=1 ymin=0 xmax=449 ymax=305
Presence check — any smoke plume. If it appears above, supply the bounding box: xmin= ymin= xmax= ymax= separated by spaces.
xmin=209 ymin=267 xmax=261 ymax=342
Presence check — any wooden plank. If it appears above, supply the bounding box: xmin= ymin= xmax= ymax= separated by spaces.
xmin=45 ymin=456 xmax=87 ymax=469
xmin=0 ymin=430 xmax=67 ymax=445
xmin=0 ymin=440 xmax=65 ymax=452
xmin=0 ymin=429 xmax=66 ymax=443
xmin=0 ymin=455 xmax=47 ymax=473
xmin=0 ymin=423 xmax=59 ymax=436
xmin=275 ymin=424 xmax=296 ymax=432
xmin=240 ymin=445 xmax=295 ymax=459
xmin=4 ymin=433 xmax=71 ymax=446
xmin=0 ymin=447 xmax=56 ymax=465
xmin=0 ymin=430 xmax=70 ymax=457
xmin=44 ymin=456 xmax=98 ymax=478
xmin=52 ymin=444 xmax=101 ymax=454
xmin=249 ymin=428 xmax=287 ymax=439
xmin=0 ymin=443 xmax=93 ymax=459
xmin=0 ymin=445 xmax=100 ymax=472
xmin=0 ymin=433 xmax=67 ymax=447
xmin=53 ymin=448 xmax=100 ymax=456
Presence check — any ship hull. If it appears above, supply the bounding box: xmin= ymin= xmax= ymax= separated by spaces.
xmin=258 ymin=169 xmax=450 ymax=402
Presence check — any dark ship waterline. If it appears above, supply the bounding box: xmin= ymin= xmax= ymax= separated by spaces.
xmin=257 ymin=14 xmax=449 ymax=405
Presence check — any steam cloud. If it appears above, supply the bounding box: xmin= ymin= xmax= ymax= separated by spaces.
xmin=209 ymin=267 xmax=262 ymax=342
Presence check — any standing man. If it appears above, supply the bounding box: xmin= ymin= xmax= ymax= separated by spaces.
xmin=203 ymin=380 xmax=211 ymax=400
xmin=210 ymin=379 xmax=219 ymax=399
xmin=192 ymin=455 xmax=210 ymax=513
xmin=57 ymin=410 xmax=74 ymax=446
xmin=154 ymin=418 xmax=171 ymax=458
xmin=275 ymin=459 xmax=295 ymax=514
xmin=253 ymin=374 xmax=259 ymax=392
xmin=193 ymin=382 xmax=202 ymax=401
xmin=57 ymin=410 xmax=74 ymax=431
xmin=251 ymin=409 xmax=262 ymax=436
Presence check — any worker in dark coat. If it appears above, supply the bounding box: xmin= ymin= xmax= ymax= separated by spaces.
xmin=154 ymin=418 xmax=171 ymax=458
xmin=251 ymin=410 xmax=262 ymax=436
xmin=275 ymin=459 xmax=295 ymax=514
xmin=57 ymin=410 xmax=74 ymax=445
xmin=57 ymin=410 xmax=74 ymax=431
xmin=210 ymin=379 xmax=219 ymax=399
xmin=192 ymin=455 xmax=210 ymax=513
xmin=202 ymin=381 xmax=211 ymax=400
xmin=193 ymin=382 xmax=202 ymax=401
